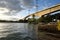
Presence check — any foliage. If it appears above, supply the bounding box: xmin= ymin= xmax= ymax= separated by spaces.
xmin=28 ymin=14 xmax=37 ymax=24
xmin=38 ymin=14 xmax=52 ymax=23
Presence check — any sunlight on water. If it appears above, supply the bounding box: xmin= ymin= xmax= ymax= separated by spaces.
xmin=0 ymin=23 xmax=35 ymax=40
xmin=0 ymin=23 xmax=28 ymax=38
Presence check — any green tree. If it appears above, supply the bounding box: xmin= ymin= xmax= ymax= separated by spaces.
xmin=38 ymin=14 xmax=52 ymax=23
xmin=28 ymin=14 xmax=37 ymax=24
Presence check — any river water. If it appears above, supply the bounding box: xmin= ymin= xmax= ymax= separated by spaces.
xmin=0 ymin=23 xmax=35 ymax=40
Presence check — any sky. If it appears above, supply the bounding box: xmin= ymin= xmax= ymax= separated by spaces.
xmin=0 ymin=0 xmax=60 ymax=21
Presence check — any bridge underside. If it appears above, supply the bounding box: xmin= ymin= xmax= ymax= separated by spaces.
xmin=24 ymin=4 xmax=60 ymax=19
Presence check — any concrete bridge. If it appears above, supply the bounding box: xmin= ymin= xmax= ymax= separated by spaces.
xmin=24 ymin=4 xmax=60 ymax=20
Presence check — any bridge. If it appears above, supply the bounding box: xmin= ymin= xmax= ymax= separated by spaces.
xmin=24 ymin=4 xmax=60 ymax=20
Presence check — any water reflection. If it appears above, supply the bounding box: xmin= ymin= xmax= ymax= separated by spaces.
xmin=0 ymin=23 xmax=33 ymax=40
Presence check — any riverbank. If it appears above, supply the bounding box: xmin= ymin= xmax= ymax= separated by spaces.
xmin=38 ymin=30 xmax=60 ymax=40
xmin=37 ymin=22 xmax=60 ymax=32
xmin=36 ymin=22 xmax=60 ymax=40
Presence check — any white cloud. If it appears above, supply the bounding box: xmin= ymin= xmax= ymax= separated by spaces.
xmin=0 ymin=0 xmax=23 ymax=15
xmin=0 ymin=0 xmax=36 ymax=20
xmin=0 ymin=15 xmax=19 ymax=21
xmin=20 ymin=0 xmax=35 ymax=9
xmin=0 ymin=7 xmax=9 ymax=13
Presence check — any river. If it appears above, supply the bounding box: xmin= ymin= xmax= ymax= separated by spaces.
xmin=0 ymin=23 xmax=35 ymax=40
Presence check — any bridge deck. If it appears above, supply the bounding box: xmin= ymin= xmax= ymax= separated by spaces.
xmin=25 ymin=4 xmax=60 ymax=19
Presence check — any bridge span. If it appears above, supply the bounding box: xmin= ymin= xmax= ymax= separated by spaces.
xmin=24 ymin=4 xmax=60 ymax=20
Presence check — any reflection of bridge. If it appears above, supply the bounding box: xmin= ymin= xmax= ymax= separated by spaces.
xmin=24 ymin=4 xmax=60 ymax=20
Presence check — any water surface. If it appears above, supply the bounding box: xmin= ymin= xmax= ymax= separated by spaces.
xmin=0 ymin=23 xmax=34 ymax=40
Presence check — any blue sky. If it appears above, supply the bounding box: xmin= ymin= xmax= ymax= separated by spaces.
xmin=17 ymin=0 xmax=60 ymax=19
xmin=0 ymin=0 xmax=60 ymax=21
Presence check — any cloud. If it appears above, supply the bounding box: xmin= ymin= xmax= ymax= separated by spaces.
xmin=0 ymin=0 xmax=24 ymax=15
xmin=0 ymin=0 xmax=35 ymax=16
xmin=20 ymin=0 xmax=35 ymax=9
xmin=0 ymin=0 xmax=37 ymax=20
xmin=0 ymin=15 xmax=19 ymax=21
